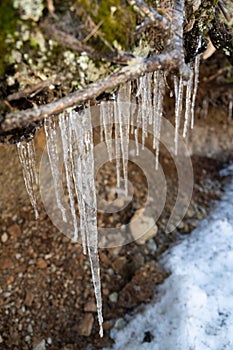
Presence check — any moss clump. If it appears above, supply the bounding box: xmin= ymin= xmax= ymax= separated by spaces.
xmin=76 ymin=0 xmax=136 ymax=51
xmin=0 ymin=0 xmax=18 ymax=76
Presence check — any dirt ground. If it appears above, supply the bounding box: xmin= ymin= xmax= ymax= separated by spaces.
xmin=0 ymin=119 xmax=232 ymax=350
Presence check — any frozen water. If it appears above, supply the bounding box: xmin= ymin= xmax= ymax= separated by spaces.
xmin=190 ymin=54 xmax=200 ymax=129
xmin=17 ymin=139 xmax=39 ymax=218
xmin=174 ymin=75 xmax=184 ymax=154
xmin=69 ymin=108 xmax=103 ymax=336
xmin=59 ymin=113 xmax=79 ymax=241
xmin=153 ymin=71 xmax=165 ymax=169
xmin=183 ymin=69 xmax=193 ymax=138
xmin=44 ymin=117 xmax=67 ymax=222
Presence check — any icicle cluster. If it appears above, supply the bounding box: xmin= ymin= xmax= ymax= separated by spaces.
xmin=17 ymin=139 xmax=39 ymax=219
xmin=17 ymin=60 xmax=201 ymax=338
xmin=173 ymin=56 xmax=201 ymax=153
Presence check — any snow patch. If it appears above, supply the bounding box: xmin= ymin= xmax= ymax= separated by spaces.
xmin=105 ymin=166 xmax=233 ymax=350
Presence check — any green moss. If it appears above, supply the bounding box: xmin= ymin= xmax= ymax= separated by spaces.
xmin=76 ymin=0 xmax=136 ymax=51
xmin=0 ymin=0 xmax=18 ymax=76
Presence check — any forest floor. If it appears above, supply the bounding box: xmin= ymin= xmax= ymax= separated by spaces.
xmin=0 ymin=126 xmax=232 ymax=350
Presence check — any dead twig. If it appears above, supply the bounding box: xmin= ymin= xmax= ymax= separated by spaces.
xmin=6 ymin=75 xmax=64 ymax=102
xmin=128 ymin=0 xmax=170 ymax=31
xmin=40 ymin=21 xmax=95 ymax=55
xmin=83 ymin=20 xmax=104 ymax=43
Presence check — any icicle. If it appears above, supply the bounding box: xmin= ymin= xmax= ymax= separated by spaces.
xmin=134 ymin=128 xmax=139 ymax=156
xmin=100 ymin=101 xmax=113 ymax=161
xmin=70 ymin=112 xmax=87 ymax=254
xmin=70 ymin=107 xmax=103 ymax=336
xmin=59 ymin=113 xmax=79 ymax=241
xmin=114 ymin=100 xmax=121 ymax=188
xmin=116 ymin=82 xmax=131 ymax=195
xmin=130 ymin=96 xmax=137 ymax=135
xmin=44 ymin=117 xmax=67 ymax=223
xmin=190 ymin=54 xmax=200 ymax=129
xmin=174 ymin=75 xmax=184 ymax=154
xmin=183 ymin=69 xmax=194 ymax=138
xmin=17 ymin=139 xmax=39 ymax=218
xmin=153 ymin=71 xmax=165 ymax=169
xmin=136 ymin=73 xmax=153 ymax=149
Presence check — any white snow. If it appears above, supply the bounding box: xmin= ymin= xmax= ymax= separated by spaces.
xmin=105 ymin=165 xmax=233 ymax=350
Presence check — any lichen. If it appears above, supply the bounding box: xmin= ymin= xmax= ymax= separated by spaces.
xmin=13 ymin=0 xmax=44 ymax=22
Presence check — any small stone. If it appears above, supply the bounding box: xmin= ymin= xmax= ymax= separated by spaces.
xmin=47 ymin=337 xmax=52 ymax=345
xmin=1 ymin=233 xmax=8 ymax=243
xmin=25 ymin=335 xmax=31 ymax=343
xmin=37 ymin=258 xmax=47 ymax=269
xmin=103 ymin=288 xmax=109 ymax=296
xmin=114 ymin=318 xmax=126 ymax=330
xmin=0 ymin=335 xmax=3 ymax=343
xmin=0 ymin=257 xmax=14 ymax=270
xmin=7 ymin=224 xmax=21 ymax=237
xmin=109 ymin=292 xmax=118 ymax=303
xmin=84 ymin=301 xmax=96 ymax=312
xmin=33 ymin=339 xmax=46 ymax=350
xmin=6 ymin=276 xmax=14 ymax=285
xmin=27 ymin=324 xmax=33 ymax=334
xmin=130 ymin=211 xmax=158 ymax=245
xmin=112 ymin=257 xmax=126 ymax=272
xmin=77 ymin=313 xmax=94 ymax=336
xmin=103 ymin=320 xmax=113 ymax=331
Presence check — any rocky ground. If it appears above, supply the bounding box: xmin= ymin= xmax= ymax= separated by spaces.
xmin=0 ymin=124 xmax=232 ymax=350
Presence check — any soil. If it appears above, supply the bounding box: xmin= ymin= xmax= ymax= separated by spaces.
xmin=0 ymin=120 xmax=232 ymax=350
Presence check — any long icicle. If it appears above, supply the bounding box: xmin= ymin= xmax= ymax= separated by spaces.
xmin=59 ymin=113 xmax=79 ymax=241
xmin=70 ymin=107 xmax=103 ymax=337
xmin=44 ymin=117 xmax=67 ymax=222
xmin=117 ymin=82 xmax=131 ymax=195
xmin=183 ymin=68 xmax=194 ymax=138
xmin=190 ymin=54 xmax=200 ymax=129
xmin=174 ymin=75 xmax=184 ymax=155
xmin=17 ymin=139 xmax=39 ymax=219
xmin=154 ymin=71 xmax=165 ymax=169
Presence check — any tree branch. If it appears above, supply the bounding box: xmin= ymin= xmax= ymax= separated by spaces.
xmin=0 ymin=0 xmax=190 ymax=136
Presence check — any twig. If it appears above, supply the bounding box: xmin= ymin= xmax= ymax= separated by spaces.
xmin=127 ymin=0 xmax=170 ymax=30
xmin=6 ymin=75 xmax=64 ymax=101
xmin=40 ymin=21 xmax=95 ymax=55
xmin=47 ymin=0 xmax=55 ymax=17
xmin=83 ymin=20 xmax=104 ymax=43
